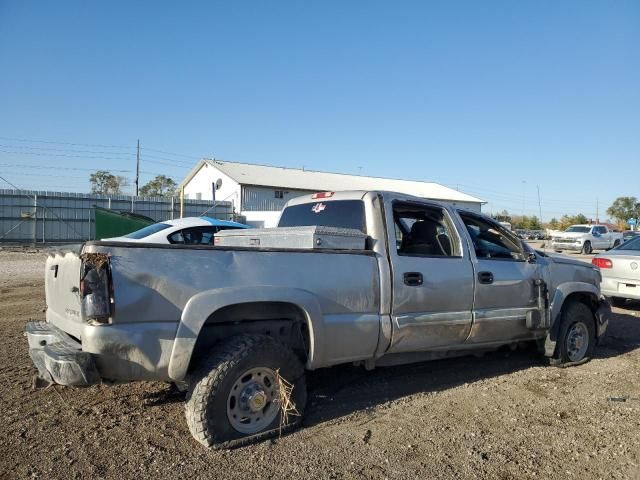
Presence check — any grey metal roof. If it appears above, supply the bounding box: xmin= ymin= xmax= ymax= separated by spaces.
xmin=180 ymin=159 xmax=485 ymax=204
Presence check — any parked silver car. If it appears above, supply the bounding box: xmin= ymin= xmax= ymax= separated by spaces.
xmin=593 ymin=236 xmax=640 ymax=306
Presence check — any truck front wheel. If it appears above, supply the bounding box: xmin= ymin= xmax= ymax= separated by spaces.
xmin=185 ymin=334 xmax=307 ymax=449
xmin=553 ymin=301 xmax=595 ymax=365
xmin=581 ymin=241 xmax=592 ymax=255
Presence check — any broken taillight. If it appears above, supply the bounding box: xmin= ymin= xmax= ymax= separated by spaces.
xmin=592 ymin=258 xmax=613 ymax=269
xmin=80 ymin=253 xmax=112 ymax=323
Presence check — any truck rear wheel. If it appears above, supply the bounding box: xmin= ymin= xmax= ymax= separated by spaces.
xmin=553 ymin=301 xmax=595 ymax=365
xmin=185 ymin=334 xmax=307 ymax=449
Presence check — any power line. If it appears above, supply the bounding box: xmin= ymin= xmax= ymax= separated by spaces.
xmin=0 ymin=149 xmax=137 ymax=162
xmin=141 ymin=158 xmax=193 ymax=169
xmin=0 ymin=171 xmax=87 ymax=179
xmin=0 ymin=163 xmax=132 ymax=173
xmin=0 ymin=136 xmax=133 ymax=149
xmin=139 ymin=146 xmax=200 ymax=160
xmin=0 ymin=143 xmax=136 ymax=156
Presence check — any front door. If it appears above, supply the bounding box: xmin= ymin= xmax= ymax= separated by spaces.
xmin=386 ymin=200 xmax=475 ymax=353
xmin=458 ymin=212 xmax=541 ymax=344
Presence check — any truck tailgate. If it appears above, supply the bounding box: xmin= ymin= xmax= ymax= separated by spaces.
xmin=45 ymin=250 xmax=84 ymax=339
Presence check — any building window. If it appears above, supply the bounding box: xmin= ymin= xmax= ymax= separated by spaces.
xmin=274 ymin=190 xmax=284 ymax=199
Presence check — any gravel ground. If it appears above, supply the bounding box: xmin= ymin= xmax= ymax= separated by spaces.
xmin=0 ymin=248 xmax=48 ymax=288
xmin=1 ymin=250 xmax=639 ymax=479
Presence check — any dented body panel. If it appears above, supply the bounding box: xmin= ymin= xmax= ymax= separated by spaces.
xmin=27 ymin=190 xmax=609 ymax=386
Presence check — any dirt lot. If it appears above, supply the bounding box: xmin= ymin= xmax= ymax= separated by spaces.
xmin=1 ymin=249 xmax=640 ymax=479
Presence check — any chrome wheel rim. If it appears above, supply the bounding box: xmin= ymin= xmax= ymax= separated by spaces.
xmin=227 ymin=367 xmax=279 ymax=434
xmin=566 ymin=322 xmax=589 ymax=362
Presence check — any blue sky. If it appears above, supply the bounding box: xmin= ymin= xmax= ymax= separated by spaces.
xmin=0 ymin=1 xmax=638 ymax=221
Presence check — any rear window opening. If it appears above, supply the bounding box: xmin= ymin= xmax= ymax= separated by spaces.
xmin=124 ymin=223 xmax=171 ymax=239
xmin=278 ymin=200 xmax=366 ymax=233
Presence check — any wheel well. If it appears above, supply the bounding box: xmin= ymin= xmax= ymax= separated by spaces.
xmin=560 ymin=292 xmax=599 ymax=331
xmin=187 ymin=302 xmax=310 ymax=373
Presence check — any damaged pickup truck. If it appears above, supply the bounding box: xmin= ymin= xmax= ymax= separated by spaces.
xmin=26 ymin=191 xmax=610 ymax=448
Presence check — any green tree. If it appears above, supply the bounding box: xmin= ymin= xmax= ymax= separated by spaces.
xmin=558 ymin=214 xmax=589 ymax=230
xmin=89 ymin=170 xmax=127 ymax=195
xmin=139 ymin=175 xmax=177 ymax=197
xmin=493 ymin=210 xmax=511 ymax=223
xmin=607 ymin=196 xmax=640 ymax=223
xmin=547 ymin=218 xmax=559 ymax=230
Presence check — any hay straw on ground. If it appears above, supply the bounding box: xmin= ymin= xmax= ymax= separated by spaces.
xmin=274 ymin=369 xmax=300 ymax=436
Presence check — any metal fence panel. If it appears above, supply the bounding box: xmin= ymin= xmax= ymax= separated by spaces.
xmin=0 ymin=189 xmax=233 ymax=244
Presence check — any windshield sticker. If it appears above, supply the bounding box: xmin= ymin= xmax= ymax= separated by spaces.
xmin=311 ymin=202 xmax=326 ymax=213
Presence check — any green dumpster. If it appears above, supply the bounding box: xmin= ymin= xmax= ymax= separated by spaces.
xmin=94 ymin=206 xmax=155 ymax=240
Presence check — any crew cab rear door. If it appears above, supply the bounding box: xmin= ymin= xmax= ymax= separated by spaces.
xmin=385 ymin=200 xmax=474 ymax=353
xmin=593 ymin=226 xmax=610 ymax=249
xmin=458 ymin=211 xmax=541 ymax=344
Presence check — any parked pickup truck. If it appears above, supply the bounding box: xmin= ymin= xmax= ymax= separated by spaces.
xmin=551 ymin=224 xmax=623 ymax=254
xmin=26 ymin=191 xmax=610 ymax=449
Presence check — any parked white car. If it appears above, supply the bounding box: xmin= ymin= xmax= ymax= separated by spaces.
xmin=592 ymin=236 xmax=640 ymax=307
xmin=551 ymin=225 xmax=623 ymax=254
xmin=103 ymin=217 xmax=250 ymax=244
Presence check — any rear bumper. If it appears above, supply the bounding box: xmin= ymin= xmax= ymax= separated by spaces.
xmin=25 ymin=321 xmax=101 ymax=386
xmin=595 ymin=298 xmax=610 ymax=340
xmin=601 ymin=276 xmax=640 ymax=300
xmin=26 ymin=320 xmax=178 ymax=384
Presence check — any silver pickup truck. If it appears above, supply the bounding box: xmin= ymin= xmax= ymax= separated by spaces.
xmin=26 ymin=190 xmax=610 ymax=449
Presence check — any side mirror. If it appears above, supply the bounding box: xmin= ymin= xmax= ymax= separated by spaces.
xmin=526 ymin=252 xmax=537 ymax=263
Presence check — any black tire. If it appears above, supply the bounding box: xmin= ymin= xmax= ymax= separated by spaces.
xmin=185 ymin=334 xmax=307 ymax=449
xmin=608 ymin=296 xmax=627 ymax=308
xmin=613 ymin=240 xmax=621 ymax=248
xmin=553 ymin=301 xmax=596 ymax=365
xmin=582 ymin=241 xmax=592 ymax=255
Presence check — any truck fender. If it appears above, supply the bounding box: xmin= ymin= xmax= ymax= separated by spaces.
xmin=543 ymin=282 xmax=600 ymax=357
xmin=167 ymin=286 xmax=325 ymax=381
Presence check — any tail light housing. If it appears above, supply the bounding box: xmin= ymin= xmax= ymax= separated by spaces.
xmin=311 ymin=191 xmax=335 ymax=199
xmin=592 ymin=258 xmax=613 ymax=269
xmin=80 ymin=253 xmax=112 ymax=323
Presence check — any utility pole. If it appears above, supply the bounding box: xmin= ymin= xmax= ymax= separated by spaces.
xmin=537 ymin=185 xmax=543 ymax=224
xmin=596 ymin=198 xmax=599 ymax=223
xmin=135 ymin=139 xmax=140 ymax=196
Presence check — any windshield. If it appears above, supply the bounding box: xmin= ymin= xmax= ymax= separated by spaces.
xmin=124 ymin=222 xmax=171 ymax=239
xmin=565 ymin=226 xmax=590 ymax=233
xmin=617 ymin=236 xmax=640 ymax=251
xmin=278 ymin=200 xmax=366 ymax=232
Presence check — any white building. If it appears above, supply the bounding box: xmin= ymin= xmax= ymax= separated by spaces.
xmin=179 ymin=159 xmax=485 ymax=228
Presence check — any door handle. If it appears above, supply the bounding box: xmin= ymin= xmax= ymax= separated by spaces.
xmin=403 ymin=272 xmax=423 ymax=286
xmin=478 ymin=271 xmax=494 ymax=284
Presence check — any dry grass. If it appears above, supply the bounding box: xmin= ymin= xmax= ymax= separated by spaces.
xmin=274 ymin=369 xmax=300 ymax=435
